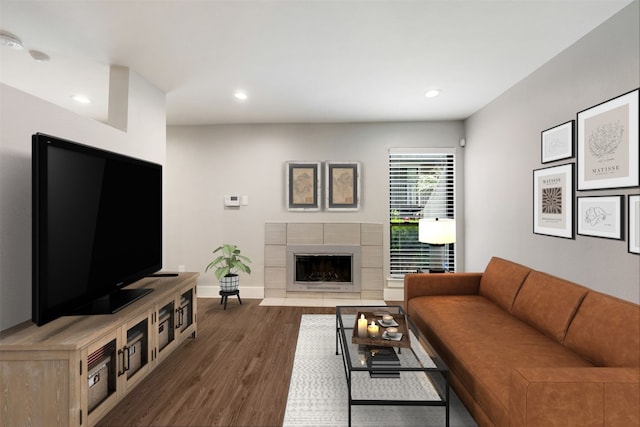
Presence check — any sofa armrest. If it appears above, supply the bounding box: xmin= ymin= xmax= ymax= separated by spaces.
xmin=404 ymin=272 xmax=482 ymax=308
xmin=510 ymin=367 xmax=640 ymax=427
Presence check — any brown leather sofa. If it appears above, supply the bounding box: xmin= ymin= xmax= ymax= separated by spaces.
xmin=405 ymin=256 xmax=640 ymax=427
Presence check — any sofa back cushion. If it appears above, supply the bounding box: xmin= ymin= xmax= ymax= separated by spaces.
xmin=564 ymin=291 xmax=640 ymax=367
xmin=479 ymin=257 xmax=531 ymax=312
xmin=512 ymin=271 xmax=588 ymax=342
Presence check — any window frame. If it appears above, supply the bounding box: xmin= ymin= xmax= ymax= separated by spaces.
xmin=389 ymin=148 xmax=456 ymax=277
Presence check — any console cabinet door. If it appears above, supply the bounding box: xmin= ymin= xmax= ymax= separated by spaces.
xmin=84 ymin=309 xmax=152 ymax=426
xmin=155 ymin=282 xmax=197 ymax=365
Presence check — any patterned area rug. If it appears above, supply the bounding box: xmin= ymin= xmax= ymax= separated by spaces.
xmin=283 ymin=315 xmax=478 ymax=426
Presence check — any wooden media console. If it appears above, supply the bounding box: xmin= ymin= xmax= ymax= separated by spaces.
xmin=0 ymin=272 xmax=198 ymax=427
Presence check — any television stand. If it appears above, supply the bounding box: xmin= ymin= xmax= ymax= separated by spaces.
xmin=73 ymin=288 xmax=154 ymax=315
xmin=0 ymin=273 xmax=198 ymax=427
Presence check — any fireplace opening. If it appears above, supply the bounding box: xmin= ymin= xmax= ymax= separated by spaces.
xmin=295 ymin=254 xmax=352 ymax=283
xmin=286 ymin=245 xmax=361 ymax=293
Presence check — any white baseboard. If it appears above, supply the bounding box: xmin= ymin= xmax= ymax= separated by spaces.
xmin=199 ymin=284 xmax=402 ymax=302
xmin=197 ymin=285 xmax=265 ymax=299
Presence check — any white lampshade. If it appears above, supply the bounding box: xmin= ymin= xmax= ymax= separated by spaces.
xmin=419 ymin=218 xmax=456 ymax=244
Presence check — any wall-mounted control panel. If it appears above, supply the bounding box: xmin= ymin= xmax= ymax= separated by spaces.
xmin=224 ymin=195 xmax=241 ymax=206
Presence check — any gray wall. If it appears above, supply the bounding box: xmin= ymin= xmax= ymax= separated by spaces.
xmin=165 ymin=122 xmax=465 ymax=296
xmin=0 ymin=73 xmax=166 ymax=331
xmin=464 ymin=1 xmax=639 ymax=303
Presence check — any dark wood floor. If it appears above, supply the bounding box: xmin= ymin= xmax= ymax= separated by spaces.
xmin=97 ymin=298 xmax=335 ymax=427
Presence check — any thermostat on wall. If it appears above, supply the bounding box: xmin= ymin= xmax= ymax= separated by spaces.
xmin=224 ymin=195 xmax=241 ymax=206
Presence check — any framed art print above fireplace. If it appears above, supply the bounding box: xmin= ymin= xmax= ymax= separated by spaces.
xmin=286 ymin=161 xmax=321 ymax=211
xmin=325 ymin=161 xmax=360 ymax=211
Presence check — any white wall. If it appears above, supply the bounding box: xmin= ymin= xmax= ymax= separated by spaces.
xmin=465 ymin=1 xmax=639 ymax=303
xmin=165 ymin=122 xmax=464 ymax=296
xmin=0 ymin=71 xmax=166 ymax=330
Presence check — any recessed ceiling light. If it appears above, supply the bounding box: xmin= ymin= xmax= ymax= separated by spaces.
xmin=0 ymin=31 xmax=24 ymax=50
xmin=425 ymin=89 xmax=441 ymax=98
xmin=71 ymin=94 xmax=91 ymax=104
xmin=234 ymin=91 xmax=248 ymax=101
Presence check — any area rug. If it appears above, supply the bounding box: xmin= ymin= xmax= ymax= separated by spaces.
xmin=283 ymin=315 xmax=478 ymax=427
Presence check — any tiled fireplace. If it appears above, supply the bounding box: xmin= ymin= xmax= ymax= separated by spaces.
xmin=286 ymin=244 xmax=361 ymax=292
xmin=264 ymin=222 xmax=384 ymax=300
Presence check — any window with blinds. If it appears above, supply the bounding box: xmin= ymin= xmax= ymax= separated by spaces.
xmin=389 ymin=148 xmax=455 ymax=276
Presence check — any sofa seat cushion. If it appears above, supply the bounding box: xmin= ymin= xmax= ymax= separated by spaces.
xmin=408 ymin=295 xmax=594 ymax=426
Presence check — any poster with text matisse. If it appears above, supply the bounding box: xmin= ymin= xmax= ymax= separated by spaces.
xmin=577 ymin=88 xmax=639 ymax=190
xmin=533 ymin=163 xmax=574 ymax=239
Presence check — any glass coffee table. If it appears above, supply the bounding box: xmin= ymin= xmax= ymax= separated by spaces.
xmin=336 ymin=305 xmax=450 ymax=426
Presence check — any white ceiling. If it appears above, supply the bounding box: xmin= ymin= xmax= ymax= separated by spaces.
xmin=0 ymin=0 xmax=634 ymax=126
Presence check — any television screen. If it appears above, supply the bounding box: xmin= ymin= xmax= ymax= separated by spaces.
xmin=32 ymin=133 xmax=162 ymax=326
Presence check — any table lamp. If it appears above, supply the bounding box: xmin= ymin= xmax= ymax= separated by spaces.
xmin=418 ymin=217 xmax=456 ymax=273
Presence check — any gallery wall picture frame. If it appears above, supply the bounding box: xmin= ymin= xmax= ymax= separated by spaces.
xmin=541 ymin=120 xmax=574 ymax=164
xmin=533 ymin=163 xmax=574 ymax=239
xmin=577 ymin=88 xmax=639 ymax=190
xmin=629 ymin=194 xmax=640 ymax=254
xmin=577 ymin=195 xmax=624 ymax=240
xmin=286 ymin=161 xmax=321 ymax=211
xmin=325 ymin=161 xmax=360 ymax=211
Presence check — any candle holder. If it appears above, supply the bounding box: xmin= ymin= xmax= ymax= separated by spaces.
xmin=367 ymin=321 xmax=379 ymax=338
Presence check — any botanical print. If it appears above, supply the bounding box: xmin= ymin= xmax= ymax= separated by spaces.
xmin=292 ymin=167 xmax=316 ymax=204
xmin=578 ymin=89 xmax=639 ymax=190
xmin=584 ymin=104 xmax=629 ymax=182
xmin=326 ymin=162 xmax=360 ymax=211
xmin=331 ymin=167 xmax=354 ymax=205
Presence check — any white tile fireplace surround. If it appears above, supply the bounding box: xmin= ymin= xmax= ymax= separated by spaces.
xmin=264 ymin=222 xmax=384 ymax=300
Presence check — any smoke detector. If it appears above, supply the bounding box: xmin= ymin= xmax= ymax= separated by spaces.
xmin=0 ymin=31 xmax=24 ymax=50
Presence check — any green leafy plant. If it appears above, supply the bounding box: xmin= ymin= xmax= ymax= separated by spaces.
xmin=205 ymin=244 xmax=252 ymax=280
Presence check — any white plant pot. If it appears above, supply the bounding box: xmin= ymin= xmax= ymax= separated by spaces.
xmin=219 ymin=274 xmax=239 ymax=292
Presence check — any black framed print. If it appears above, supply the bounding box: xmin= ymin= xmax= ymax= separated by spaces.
xmin=577 ymin=195 xmax=623 ymax=240
xmin=286 ymin=161 xmax=321 ymax=211
xmin=577 ymin=88 xmax=639 ymax=190
xmin=541 ymin=120 xmax=574 ymax=164
xmin=325 ymin=161 xmax=360 ymax=211
xmin=533 ymin=163 xmax=574 ymax=239
xmin=629 ymin=194 xmax=640 ymax=254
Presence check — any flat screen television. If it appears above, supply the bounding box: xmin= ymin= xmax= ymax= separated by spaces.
xmin=32 ymin=133 xmax=162 ymax=326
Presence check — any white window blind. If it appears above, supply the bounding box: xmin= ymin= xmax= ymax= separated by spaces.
xmin=389 ymin=148 xmax=455 ymax=276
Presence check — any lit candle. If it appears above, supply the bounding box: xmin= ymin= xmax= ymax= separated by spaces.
xmin=367 ymin=321 xmax=379 ymax=338
xmin=357 ymin=314 xmax=368 ymax=338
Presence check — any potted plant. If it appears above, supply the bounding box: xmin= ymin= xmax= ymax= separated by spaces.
xmin=205 ymin=244 xmax=252 ymax=292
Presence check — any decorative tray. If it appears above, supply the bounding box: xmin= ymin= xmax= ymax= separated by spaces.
xmin=351 ymin=311 xmax=411 ymax=348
